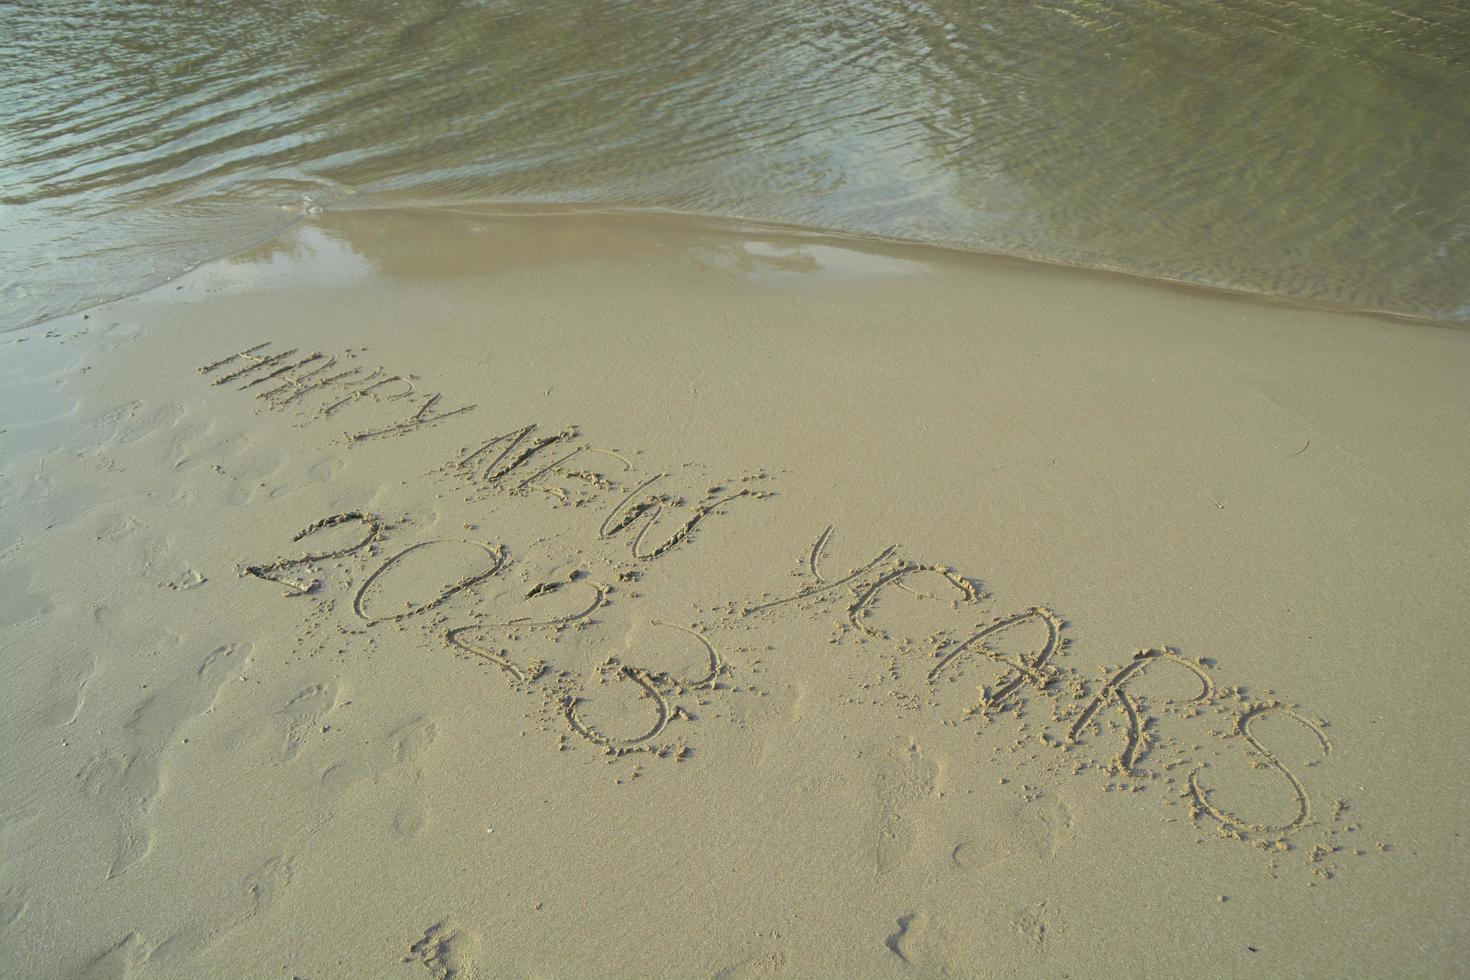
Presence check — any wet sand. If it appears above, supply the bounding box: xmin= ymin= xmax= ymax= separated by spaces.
xmin=1 ymin=208 xmax=1467 ymax=978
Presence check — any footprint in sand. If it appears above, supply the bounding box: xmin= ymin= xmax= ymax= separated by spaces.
xmin=1010 ymin=901 xmax=1061 ymax=957
xmin=883 ymin=911 xmax=968 ymax=975
xmin=225 ymin=679 xmax=344 ymax=791
xmin=319 ymin=715 xmax=439 ymax=836
xmin=171 ymin=431 xmax=289 ymax=507
xmin=391 ymin=716 xmax=440 ymax=765
xmin=884 ymin=911 xmax=927 ymax=966
xmin=272 ymin=681 xmax=343 ymax=763
xmin=95 ymin=516 xmax=142 ymax=544
xmin=950 ymin=790 xmax=1076 ymax=874
xmin=267 ymin=455 xmax=343 ymax=500
xmin=386 ymin=717 xmax=439 ymax=836
xmin=711 ymin=940 xmax=789 ymax=980
xmin=77 ymin=932 xmax=145 ymax=980
xmin=320 ymin=715 xmax=438 ymax=789
xmin=145 ymin=854 xmax=295 ymax=966
xmin=407 ymin=919 xmax=482 ymax=980
xmin=884 ymin=903 xmax=1061 ymax=972
xmin=1 ymin=883 xmax=27 ymax=930
xmin=0 ymin=561 xmax=55 ymax=628
xmin=78 ymin=400 xmax=185 ymax=455
xmin=160 ymin=566 xmax=206 ymax=591
xmin=77 ymin=640 xmax=244 ymax=879
xmin=242 ymin=855 xmax=295 ymax=918
xmin=38 ymin=611 xmax=101 ymax=727
xmin=873 ymin=739 xmax=939 ymax=874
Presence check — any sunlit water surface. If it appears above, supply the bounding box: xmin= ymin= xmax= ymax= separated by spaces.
xmin=3 ymin=0 xmax=1468 ymax=330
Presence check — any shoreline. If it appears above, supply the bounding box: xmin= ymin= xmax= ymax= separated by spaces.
xmin=14 ymin=203 xmax=1467 ymax=338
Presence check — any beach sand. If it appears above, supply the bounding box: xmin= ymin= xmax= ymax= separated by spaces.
xmin=2 ymin=207 xmax=1466 ymax=978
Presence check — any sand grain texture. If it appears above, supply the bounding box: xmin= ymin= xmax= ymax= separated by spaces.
xmin=1 ymin=208 xmax=1466 ymax=978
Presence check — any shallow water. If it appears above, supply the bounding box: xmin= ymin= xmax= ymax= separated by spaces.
xmin=3 ymin=0 xmax=1467 ymax=329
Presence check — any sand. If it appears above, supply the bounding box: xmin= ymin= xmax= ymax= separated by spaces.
xmin=1 ymin=207 xmax=1466 ymax=978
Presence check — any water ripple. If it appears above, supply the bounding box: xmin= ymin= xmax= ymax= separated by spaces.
xmin=2 ymin=0 xmax=1467 ymax=328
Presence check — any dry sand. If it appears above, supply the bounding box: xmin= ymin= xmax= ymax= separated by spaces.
xmin=1 ymin=207 xmax=1467 ymax=978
